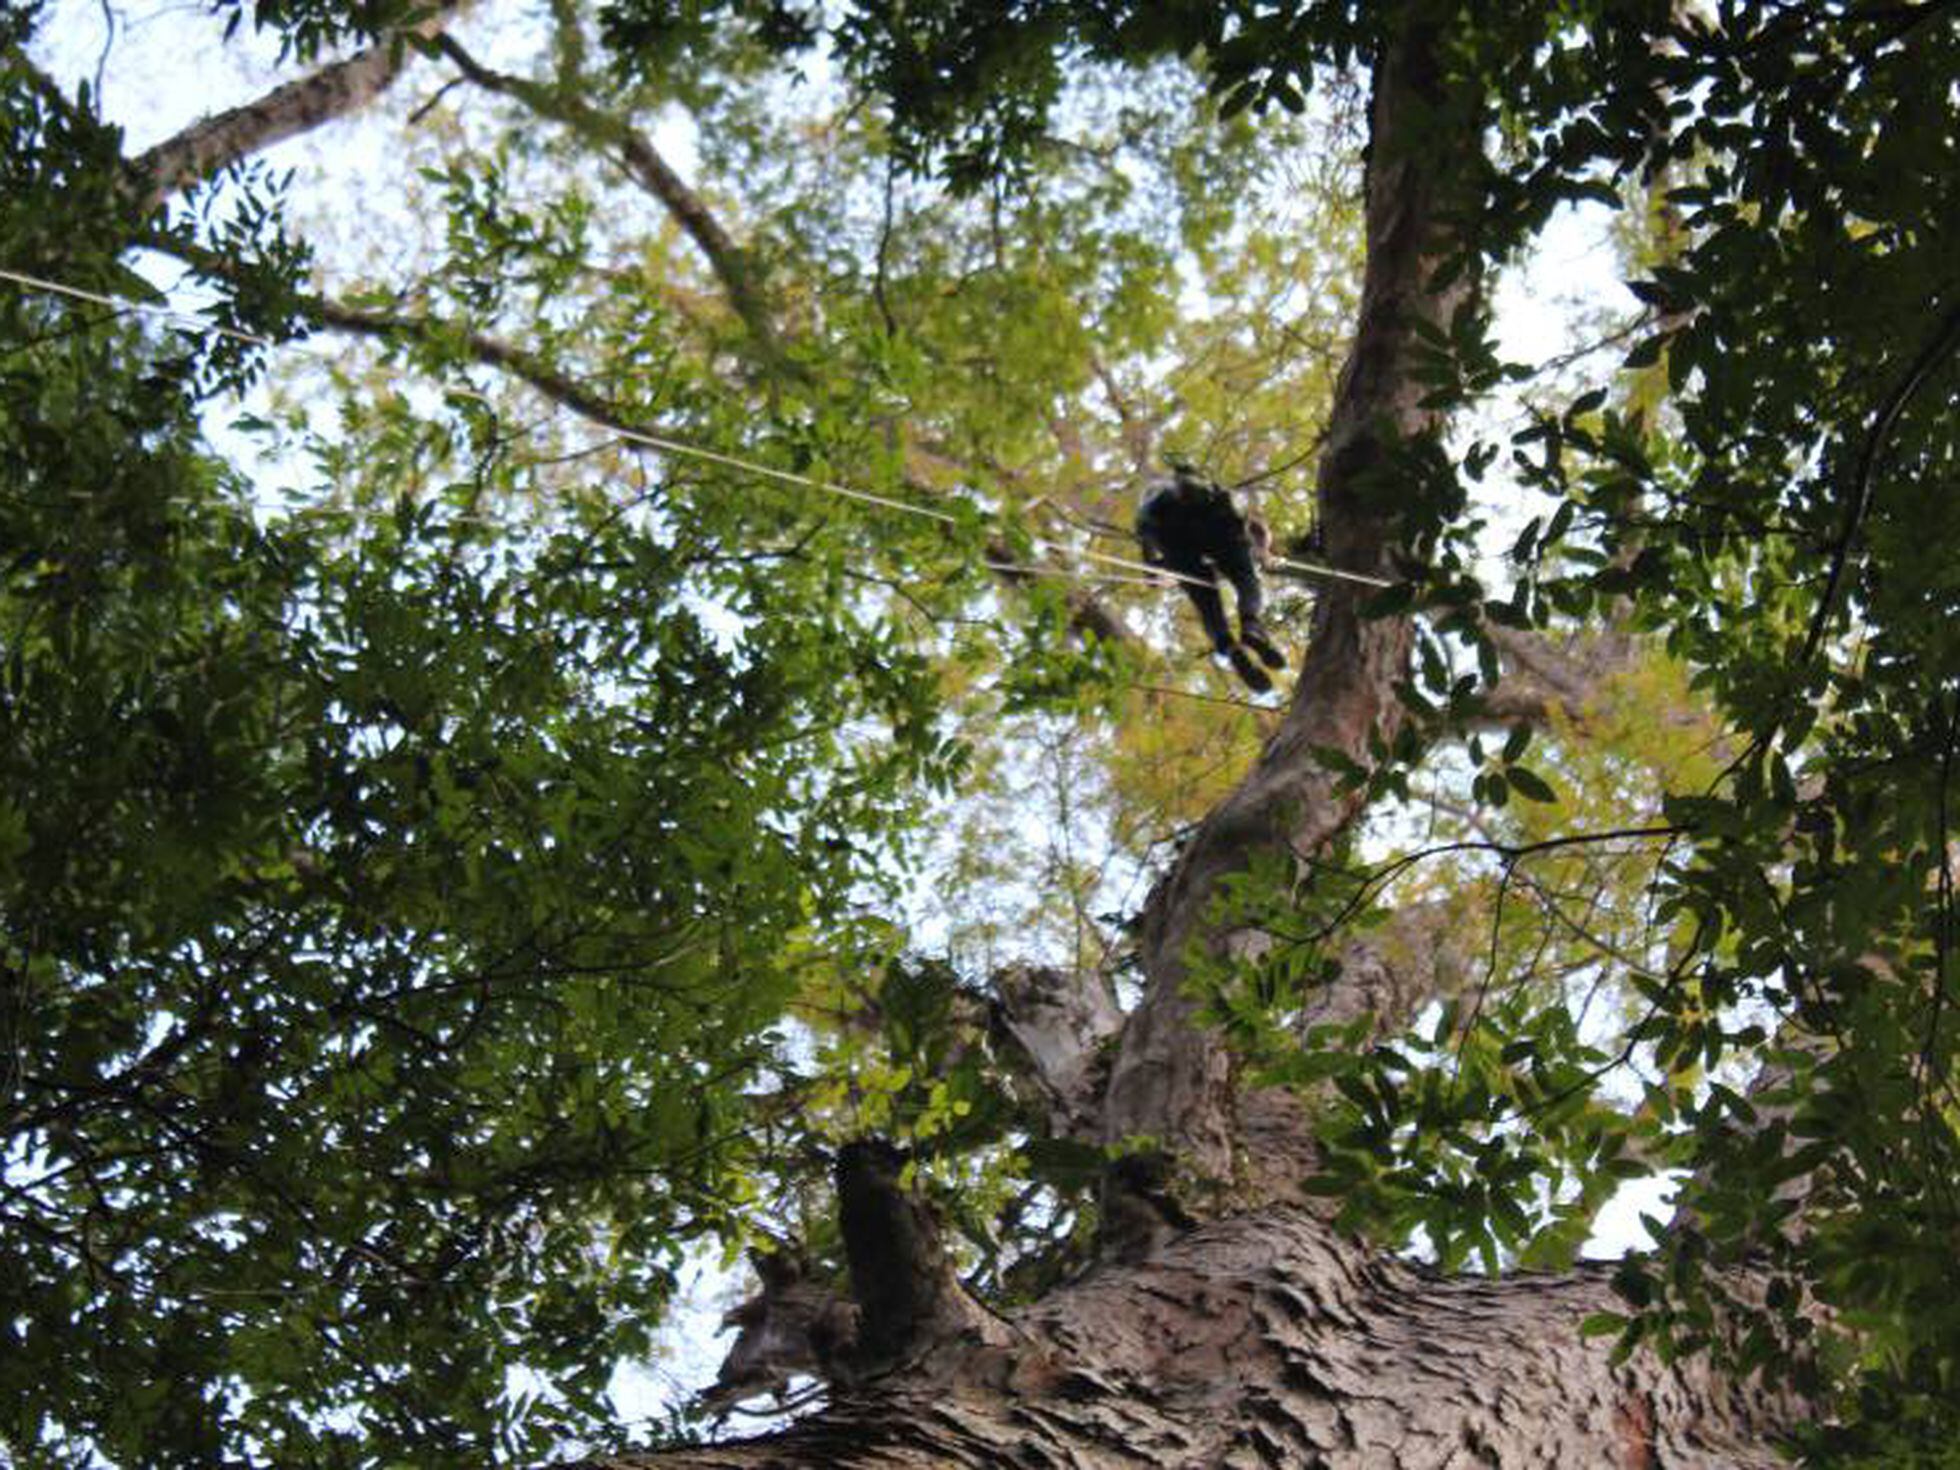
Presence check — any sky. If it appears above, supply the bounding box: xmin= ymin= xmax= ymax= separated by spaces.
xmin=21 ymin=0 xmax=1675 ymax=1442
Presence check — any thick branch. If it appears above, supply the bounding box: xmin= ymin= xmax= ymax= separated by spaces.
xmin=1313 ymin=896 xmax=1476 ymax=1037
xmin=705 ymin=1143 xmax=1012 ymax=1411
xmin=131 ymin=6 xmax=458 ymax=207
xmin=702 ymin=1246 xmax=856 ymax=1410
xmin=308 ymin=294 xmax=640 ymax=430
xmin=835 ymin=1140 xmax=1006 ymax=1371
xmin=1476 ymin=625 xmax=1641 ymax=733
xmin=989 ymin=963 xmax=1123 ymax=1137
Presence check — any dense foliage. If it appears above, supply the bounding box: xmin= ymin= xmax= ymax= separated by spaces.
xmin=4 ymin=0 xmax=1960 ymax=1464
xmin=3 ymin=30 xmax=964 ymax=1459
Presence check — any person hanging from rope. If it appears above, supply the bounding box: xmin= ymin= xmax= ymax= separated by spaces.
xmin=1134 ymin=463 xmax=1287 ymax=693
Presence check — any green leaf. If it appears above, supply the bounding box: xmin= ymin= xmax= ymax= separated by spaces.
xmin=1505 ymin=766 xmax=1557 ymax=803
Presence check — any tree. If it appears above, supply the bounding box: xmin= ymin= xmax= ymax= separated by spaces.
xmin=4 ymin=0 xmax=1959 ymax=1465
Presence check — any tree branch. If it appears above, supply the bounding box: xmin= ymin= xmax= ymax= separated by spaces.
xmin=240 ymin=280 xmax=1122 ymax=656
xmin=131 ymin=5 xmax=460 ymax=208
xmin=308 ymin=292 xmax=641 ymax=430
xmin=989 ymin=963 xmax=1123 ymax=1138
xmin=431 ymin=34 xmax=797 ymax=374
xmin=982 ymin=535 xmax=1134 ymax=650
xmin=834 ymin=1140 xmax=1008 ymax=1371
xmin=592 ymin=1204 xmax=1807 ymax=1468
xmin=1475 ymin=624 xmax=1643 ymax=734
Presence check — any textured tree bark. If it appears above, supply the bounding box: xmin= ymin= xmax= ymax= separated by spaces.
xmin=990 ymin=963 xmax=1124 ymax=1138
xmin=585 ymin=1205 xmax=1798 ymax=1470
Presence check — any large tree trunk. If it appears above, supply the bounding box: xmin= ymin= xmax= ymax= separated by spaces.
xmin=1100 ymin=4 xmax=1479 ymax=1192
xmin=628 ymin=1207 xmax=1794 ymax=1469
xmin=573 ymin=6 xmax=1822 ymax=1464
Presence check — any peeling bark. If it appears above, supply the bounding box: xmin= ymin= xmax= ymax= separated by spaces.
xmin=158 ymin=9 xmax=1822 ymax=1459
xmin=702 ymin=1247 xmax=857 ymax=1410
xmin=587 ymin=1207 xmax=1800 ymax=1469
xmin=625 ymin=21 xmax=1801 ymax=1465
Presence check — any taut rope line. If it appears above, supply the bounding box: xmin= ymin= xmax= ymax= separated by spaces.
xmin=1 ymin=266 xmax=1394 ymax=593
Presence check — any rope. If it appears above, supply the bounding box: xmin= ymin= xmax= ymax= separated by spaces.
xmin=0 ymin=265 xmax=280 ymax=350
xmin=600 ymin=420 xmax=962 ymax=528
xmin=534 ymin=408 xmax=1228 ymax=592
xmin=568 ymin=412 xmax=1245 ymax=591
xmin=1030 ymin=500 xmax=1394 ymax=592
xmin=1078 ymin=542 xmax=1392 ymax=592
xmin=1273 ymin=554 xmax=1391 ymax=589
xmin=985 ymin=561 xmax=1164 ymax=589
xmin=1 ymin=265 xmax=1395 ymax=594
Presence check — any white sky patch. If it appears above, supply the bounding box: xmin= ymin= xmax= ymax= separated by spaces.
xmin=1584 ymin=1170 xmax=1680 ymax=1257
xmin=1470 ymin=198 xmax=1634 ymax=586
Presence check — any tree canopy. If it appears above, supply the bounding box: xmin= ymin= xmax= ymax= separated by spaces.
xmin=4 ymin=0 xmax=1960 ymax=1465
